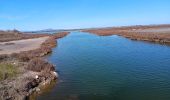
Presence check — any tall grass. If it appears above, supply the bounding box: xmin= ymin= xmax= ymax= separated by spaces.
xmin=0 ymin=63 xmax=18 ymax=81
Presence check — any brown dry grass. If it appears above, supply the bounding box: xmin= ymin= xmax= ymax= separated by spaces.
xmin=0 ymin=63 xmax=18 ymax=81
xmin=52 ymin=32 xmax=69 ymax=39
xmin=84 ymin=25 xmax=170 ymax=44
xmin=27 ymin=58 xmax=55 ymax=72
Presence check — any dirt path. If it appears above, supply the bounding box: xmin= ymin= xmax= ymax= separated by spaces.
xmin=0 ymin=37 xmax=49 ymax=55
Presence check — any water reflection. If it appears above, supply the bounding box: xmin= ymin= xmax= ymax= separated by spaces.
xmin=36 ymin=32 xmax=170 ymax=100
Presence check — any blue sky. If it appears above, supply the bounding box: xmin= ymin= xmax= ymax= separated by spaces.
xmin=0 ymin=0 xmax=170 ymax=31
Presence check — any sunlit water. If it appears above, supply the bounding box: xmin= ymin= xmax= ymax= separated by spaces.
xmin=36 ymin=32 xmax=170 ymax=100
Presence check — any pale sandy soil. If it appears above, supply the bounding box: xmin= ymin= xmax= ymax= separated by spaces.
xmin=0 ymin=37 xmax=49 ymax=55
xmin=133 ymin=28 xmax=170 ymax=33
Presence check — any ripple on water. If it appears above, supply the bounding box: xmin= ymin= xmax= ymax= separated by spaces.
xmin=37 ymin=32 xmax=170 ymax=100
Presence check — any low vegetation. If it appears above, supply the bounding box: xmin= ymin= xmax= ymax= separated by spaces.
xmin=84 ymin=25 xmax=170 ymax=44
xmin=0 ymin=63 xmax=18 ymax=81
xmin=27 ymin=58 xmax=55 ymax=72
xmin=52 ymin=32 xmax=69 ymax=39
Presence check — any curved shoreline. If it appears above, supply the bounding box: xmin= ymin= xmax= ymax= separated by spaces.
xmin=83 ymin=25 xmax=170 ymax=44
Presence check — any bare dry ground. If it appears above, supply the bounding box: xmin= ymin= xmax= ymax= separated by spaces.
xmin=0 ymin=37 xmax=49 ymax=55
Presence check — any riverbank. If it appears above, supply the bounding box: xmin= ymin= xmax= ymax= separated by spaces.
xmin=83 ymin=25 xmax=170 ymax=44
xmin=0 ymin=31 xmax=69 ymax=100
xmin=32 ymin=31 xmax=170 ymax=100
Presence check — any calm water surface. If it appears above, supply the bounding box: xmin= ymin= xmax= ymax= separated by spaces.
xmin=37 ymin=32 xmax=170 ymax=100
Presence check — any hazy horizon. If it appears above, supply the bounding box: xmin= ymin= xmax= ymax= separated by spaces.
xmin=1 ymin=0 xmax=170 ymax=31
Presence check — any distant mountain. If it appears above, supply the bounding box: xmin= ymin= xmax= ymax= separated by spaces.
xmin=38 ymin=28 xmax=56 ymax=32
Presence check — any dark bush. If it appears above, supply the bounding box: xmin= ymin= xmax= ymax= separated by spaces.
xmin=27 ymin=58 xmax=55 ymax=72
xmin=18 ymin=53 xmax=30 ymax=62
xmin=25 ymin=79 xmax=39 ymax=92
xmin=0 ymin=54 xmax=9 ymax=61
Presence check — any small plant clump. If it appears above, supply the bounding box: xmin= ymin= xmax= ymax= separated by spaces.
xmin=0 ymin=63 xmax=18 ymax=81
xmin=27 ymin=58 xmax=55 ymax=72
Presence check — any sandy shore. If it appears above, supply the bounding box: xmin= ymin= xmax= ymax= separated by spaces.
xmin=0 ymin=37 xmax=49 ymax=55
